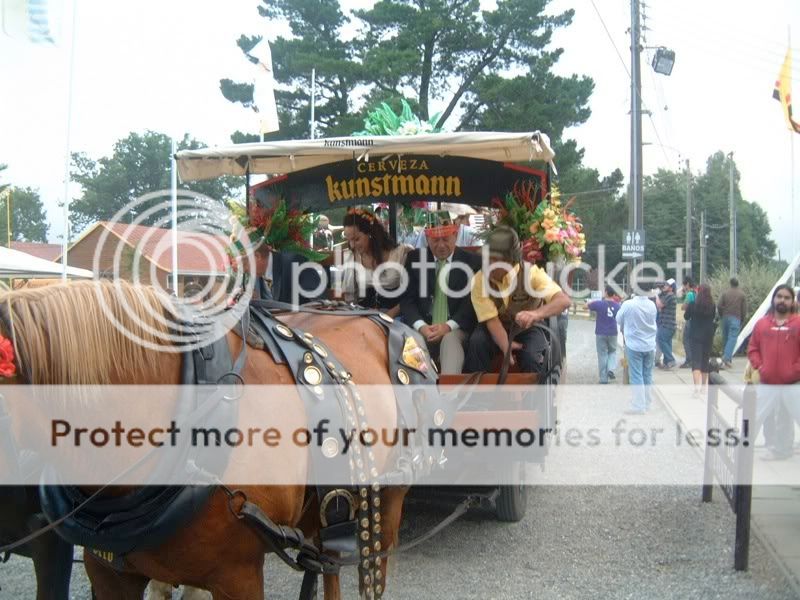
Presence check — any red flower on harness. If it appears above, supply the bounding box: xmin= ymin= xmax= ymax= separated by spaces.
xmin=0 ymin=336 xmax=16 ymax=378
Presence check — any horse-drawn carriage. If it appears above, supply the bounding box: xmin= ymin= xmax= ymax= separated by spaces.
xmin=0 ymin=130 xmax=564 ymax=599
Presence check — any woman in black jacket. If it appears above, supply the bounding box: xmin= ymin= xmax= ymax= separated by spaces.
xmin=685 ymin=284 xmax=717 ymax=398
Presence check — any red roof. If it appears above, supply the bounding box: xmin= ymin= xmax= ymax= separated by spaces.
xmin=80 ymin=222 xmax=231 ymax=275
xmin=10 ymin=241 xmax=62 ymax=262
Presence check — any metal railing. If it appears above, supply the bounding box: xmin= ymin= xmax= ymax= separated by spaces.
xmin=702 ymin=372 xmax=756 ymax=570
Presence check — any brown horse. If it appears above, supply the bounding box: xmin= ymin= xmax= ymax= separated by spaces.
xmin=0 ymin=280 xmax=407 ymax=599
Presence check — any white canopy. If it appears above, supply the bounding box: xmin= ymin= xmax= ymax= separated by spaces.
xmin=0 ymin=246 xmax=93 ymax=279
xmin=175 ymin=131 xmax=554 ymax=182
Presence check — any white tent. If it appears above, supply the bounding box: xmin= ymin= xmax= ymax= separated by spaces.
xmin=175 ymin=131 xmax=554 ymax=181
xmin=0 ymin=246 xmax=93 ymax=279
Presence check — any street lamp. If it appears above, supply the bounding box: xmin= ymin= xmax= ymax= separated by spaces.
xmin=652 ymin=47 xmax=676 ymax=75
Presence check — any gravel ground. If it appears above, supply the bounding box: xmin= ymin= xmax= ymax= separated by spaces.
xmin=1 ymin=318 xmax=796 ymax=599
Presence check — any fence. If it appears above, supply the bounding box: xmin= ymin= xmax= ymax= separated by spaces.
xmin=702 ymin=372 xmax=756 ymax=570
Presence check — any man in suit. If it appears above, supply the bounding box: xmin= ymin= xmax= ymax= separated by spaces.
xmin=401 ymin=217 xmax=482 ymax=374
xmin=253 ymin=244 xmax=327 ymax=305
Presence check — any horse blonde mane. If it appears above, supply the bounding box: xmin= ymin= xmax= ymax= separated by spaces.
xmin=0 ymin=280 xmax=173 ymax=385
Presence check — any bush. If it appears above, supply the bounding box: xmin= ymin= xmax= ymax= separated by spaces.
xmin=706 ymin=260 xmax=786 ymax=356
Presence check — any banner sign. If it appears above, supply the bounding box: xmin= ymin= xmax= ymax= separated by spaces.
xmin=253 ymin=155 xmax=547 ymax=211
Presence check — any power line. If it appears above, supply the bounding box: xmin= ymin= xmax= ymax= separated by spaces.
xmin=589 ymin=0 xmax=630 ymax=79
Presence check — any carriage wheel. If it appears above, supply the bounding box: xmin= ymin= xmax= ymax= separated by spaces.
xmin=495 ymin=462 xmax=528 ymax=522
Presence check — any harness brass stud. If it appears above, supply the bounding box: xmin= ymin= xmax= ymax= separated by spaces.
xmin=340 ymin=370 xmax=351 ymax=380
xmin=304 ymin=366 xmax=323 ymax=386
xmin=275 ymin=324 xmax=294 ymax=339
xmin=375 ymin=570 xmax=382 ymax=580
xmin=378 ymin=313 xmax=393 ymax=323
xmin=376 ymin=584 xmax=383 ymax=594
xmin=370 ymin=467 xmax=378 ymax=477
xmin=360 ymin=488 xmax=368 ymax=498
xmin=371 ymin=482 xmax=380 ymax=492
xmin=397 ymin=368 xmax=410 ymax=385
xmin=303 ymin=352 xmax=314 ymax=364
xmin=313 ymin=385 xmax=324 ymax=396
xmin=363 ymin=559 xmax=370 ymax=569
xmin=357 ymin=459 xmax=364 ymax=469
xmin=373 ymin=497 xmax=380 ymax=508
xmin=361 ymin=547 xmax=370 ymax=557
xmin=373 ymin=524 xmax=381 ymax=534
xmin=359 ymin=473 xmax=366 ymax=482
xmin=374 ymin=541 xmax=381 ymax=551
xmin=360 ymin=531 xmax=370 ymax=541
xmin=373 ymin=512 xmax=381 ymax=523
xmin=361 ymin=518 xmax=369 ymax=528
xmin=361 ymin=501 xmax=369 ymax=511
xmin=303 ymin=332 xmax=314 ymax=341
xmin=326 ymin=361 xmax=336 ymax=371
xmin=376 ymin=556 xmax=383 ymax=567
xmin=313 ymin=343 xmax=328 ymax=358
xmin=364 ymin=575 xmax=372 ymax=586
xmin=321 ymin=437 xmax=339 ymax=458
xmin=433 ymin=409 xmax=446 ymax=427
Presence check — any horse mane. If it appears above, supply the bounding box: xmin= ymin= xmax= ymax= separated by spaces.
xmin=0 ymin=280 xmax=173 ymax=385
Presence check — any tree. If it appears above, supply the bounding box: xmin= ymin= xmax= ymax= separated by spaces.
xmin=0 ymin=165 xmax=50 ymax=243
xmin=220 ymin=0 xmax=591 ymax=140
xmin=69 ymin=131 xmax=241 ymax=232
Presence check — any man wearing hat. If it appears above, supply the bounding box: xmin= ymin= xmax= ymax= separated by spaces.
xmin=400 ymin=212 xmax=482 ymax=374
xmin=655 ymin=279 xmax=678 ymax=369
xmin=463 ymin=226 xmax=571 ymax=374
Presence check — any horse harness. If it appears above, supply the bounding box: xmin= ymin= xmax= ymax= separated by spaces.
xmin=27 ymin=301 xmax=447 ymax=600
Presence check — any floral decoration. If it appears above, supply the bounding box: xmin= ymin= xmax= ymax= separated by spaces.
xmin=490 ymin=181 xmax=586 ymax=264
xmin=0 ymin=336 xmax=17 ymax=378
xmin=353 ymin=99 xmax=442 ymax=137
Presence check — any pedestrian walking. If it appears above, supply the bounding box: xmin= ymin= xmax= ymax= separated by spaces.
xmin=587 ymin=285 xmax=621 ymax=384
xmin=718 ymin=277 xmax=747 ymax=368
xmin=679 ymin=278 xmax=696 ymax=368
xmin=684 ymin=284 xmax=717 ymax=399
xmin=747 ymin=284 xmax=800 ymax=461
xmin=616 ymin=285 xmax=658 ymax=414
xmin=655 ymin=279 xmax=678 ymax=369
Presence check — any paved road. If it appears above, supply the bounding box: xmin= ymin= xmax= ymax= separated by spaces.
xmin=1 ymin=318 xmax=796 ymax=598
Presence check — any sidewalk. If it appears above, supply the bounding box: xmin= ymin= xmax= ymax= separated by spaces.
xmin=652 ymin=356 xmax=800 ymax=594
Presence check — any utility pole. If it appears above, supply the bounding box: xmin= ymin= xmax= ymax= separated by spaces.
xmin=685 ymin=159 xmax=692 ymax=276
xmin=629 ymin=0 xmax=644 ymax=238
xmin=699 ymin=210 xmax=707 ymax=283
xmin=728 ymin=152 xmax=737 ymax=277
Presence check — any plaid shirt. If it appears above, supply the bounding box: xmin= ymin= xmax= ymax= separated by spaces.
xmin=657 ymin=292 xmax=677 ymax=330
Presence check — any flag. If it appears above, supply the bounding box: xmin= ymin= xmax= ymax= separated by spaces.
xmin=248 ymin=39 xmax=280 ymax=135
xmin=773 ymin=47 xmax=800 ymax=134
xmin=1 ymin=0 xmax=60 ymax=43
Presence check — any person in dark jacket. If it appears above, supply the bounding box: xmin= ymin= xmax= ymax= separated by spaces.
xmin=254 ymin=245 xmax=326 ymax=305
xmin=401 ymin=216 xmax=481 ymax=374
xmin=684 ymin=283 xmax=717 ymax=398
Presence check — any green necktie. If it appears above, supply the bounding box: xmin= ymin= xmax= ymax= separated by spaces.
xmin=432 ymin=260 xmax=448 ymax=324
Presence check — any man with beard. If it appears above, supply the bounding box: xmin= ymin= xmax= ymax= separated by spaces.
xmin=747 ymin=284 xmax=800 ymax=460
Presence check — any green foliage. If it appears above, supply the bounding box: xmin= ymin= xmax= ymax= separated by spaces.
xmin=0 ymin=165 xmax=50 ymax=243
xmin=221 ymin=0 xmax=591 ymax=144
xmin=0 ymin=186 xmax=50 ymax=243
xmin=69 ymin=131 xmax=241 ymax=233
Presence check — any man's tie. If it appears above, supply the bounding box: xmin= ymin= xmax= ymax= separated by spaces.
xmin=432 ymin=260 xmax=448 ymax=325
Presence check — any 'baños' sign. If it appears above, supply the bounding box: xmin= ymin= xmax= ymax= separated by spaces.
xmin=253 ymin=155 xmax=547 ymax=211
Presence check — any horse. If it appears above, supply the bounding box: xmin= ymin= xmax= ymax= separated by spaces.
xmin=0 ymin=280 xmax=409 ymax=600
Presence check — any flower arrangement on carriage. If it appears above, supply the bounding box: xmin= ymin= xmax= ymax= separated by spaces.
xmin=490 ymin=181 xmax=585 ymax=266
xmin=227 ymin=197 xmax=326 ymax=262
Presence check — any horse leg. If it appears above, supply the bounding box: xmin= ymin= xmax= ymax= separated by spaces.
xmin=322 ymin=573 xmax=341 ymax=600
xmin=84 ymin=551 xmax=149 ymax=600
xmin=376 ymin=486 xmax=407 ymax=596
xmin=143 ymin=580 xmax=173 ymax=599
xmin=29 ymin=534 xmax=73 ymax=600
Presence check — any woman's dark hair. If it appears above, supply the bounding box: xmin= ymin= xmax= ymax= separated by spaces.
xmin=343 ymin=210 xmax=396 ymax=265
xmin=694 ymin=284 xmax=715 ymax=315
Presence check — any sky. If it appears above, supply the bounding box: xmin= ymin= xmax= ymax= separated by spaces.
xmin=1 ymin=0 xmax=799 ymax=262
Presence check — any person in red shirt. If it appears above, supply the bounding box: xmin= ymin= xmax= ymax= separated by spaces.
xmin=747 ymin=284 xmax=800 ymax=460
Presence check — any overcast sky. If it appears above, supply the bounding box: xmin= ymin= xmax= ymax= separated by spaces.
xmin=1 ymin=0 xmax=798 ymax=261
